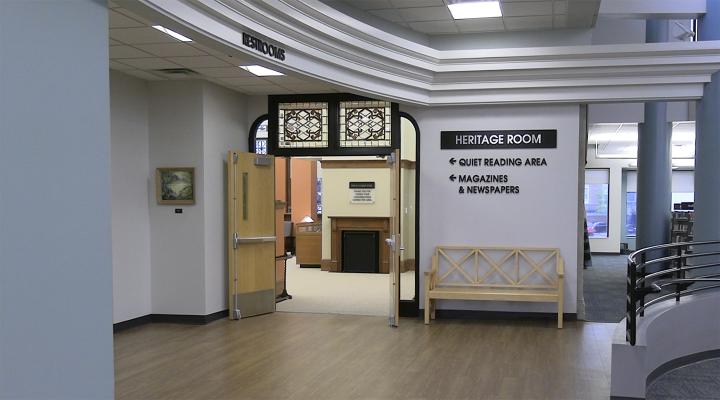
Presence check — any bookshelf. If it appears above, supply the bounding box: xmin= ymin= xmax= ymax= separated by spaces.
xmin=671 ymin=202 xmax=694 ymax=243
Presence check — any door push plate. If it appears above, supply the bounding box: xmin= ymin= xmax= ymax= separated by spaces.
xmin=254 ymin=155 xmax=272 ymax=166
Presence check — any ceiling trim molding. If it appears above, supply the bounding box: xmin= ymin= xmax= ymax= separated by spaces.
xmin=139 ymin=0 xmax=720 ymax=105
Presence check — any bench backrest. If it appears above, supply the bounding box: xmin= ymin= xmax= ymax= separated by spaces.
xmin=432 ymin=246 xmax=563 ymax=289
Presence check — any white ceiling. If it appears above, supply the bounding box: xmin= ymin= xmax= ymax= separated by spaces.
xmin=588 ymin=122 xmax=696 ymax=162
xmin=107 ymin=3 xmax=339 ymax=95
xmin=324 ymin=0 xmax=600 ymax=35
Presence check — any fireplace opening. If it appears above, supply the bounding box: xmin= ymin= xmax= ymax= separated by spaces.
xmin=341 ymin=230 xmax=379 ymax=273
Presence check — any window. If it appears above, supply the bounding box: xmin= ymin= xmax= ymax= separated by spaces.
xmin=250 ymin=114 xmax=268 ymax=154
xmin=278 ymin=102 xmax=329 ymax=149
xmin=585 ymin=169 xmax=609 ymax=239
xmin=339 ymin=101 xmax=392 ymax=148
xmin=624 ymin=170 xmax=695 ymax=236
xmin=626 ymin=192 xmax=637 ymax=237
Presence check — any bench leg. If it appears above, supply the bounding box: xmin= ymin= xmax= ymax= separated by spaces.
xmin=430 ymin=300 xmax=436 ymax=320
xmin=557 ymin=299 xmax=563 ymax=329
xmin=424 ymin=296 xmax=430 ymax=325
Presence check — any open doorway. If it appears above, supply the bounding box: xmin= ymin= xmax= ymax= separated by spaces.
xmin=246 ymin=112 xmax=419 ymax=317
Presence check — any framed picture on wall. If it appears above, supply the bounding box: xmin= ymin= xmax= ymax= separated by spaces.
xmin=156 ymin=167 xmax=195 ymax=205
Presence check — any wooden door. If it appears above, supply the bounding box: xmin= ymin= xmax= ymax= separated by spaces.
xmin=227 ymin=151 xmax=276 ymax=319
xmin=387 ymin=150 xmax=401 ymax=327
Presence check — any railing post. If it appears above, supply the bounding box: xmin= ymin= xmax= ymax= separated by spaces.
xmin=639 ymin=252 xmax=646 ymax=317
xmin=627 ymin=255 xmax=637 ymax=346
xmin=676 ymin=245 xmax=684 ymax=302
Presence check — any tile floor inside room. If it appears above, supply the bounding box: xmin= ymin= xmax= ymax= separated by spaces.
xmin=276 ymin=257 xmax=415 ymax=316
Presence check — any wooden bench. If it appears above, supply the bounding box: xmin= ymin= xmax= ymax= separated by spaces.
xmin=424 ymin=246 xmax=564 ymax=328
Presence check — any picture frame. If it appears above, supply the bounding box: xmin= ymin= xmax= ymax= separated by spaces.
xmin=156 ymin=167 xmax=195 ymax=205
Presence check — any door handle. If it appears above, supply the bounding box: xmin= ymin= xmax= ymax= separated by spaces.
xmin=234 ymin=235 xmax=276 ymax=245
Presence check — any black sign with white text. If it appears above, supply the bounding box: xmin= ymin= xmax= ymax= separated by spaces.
xmin=349 ymin=182 xmax=375 ymax=189
xmin=441 ymin=130 xmax=557 ymax=150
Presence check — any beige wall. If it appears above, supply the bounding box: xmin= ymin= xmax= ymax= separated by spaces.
xmin=320 ymin=164 xmax=392 ymax=259
xmin=400 ymin=167 xmax=416 ymax=262
xmin=401 ymin=117 xmax=416 ymax=161
xmin=400 ymin=117 xmax=417 ymax=263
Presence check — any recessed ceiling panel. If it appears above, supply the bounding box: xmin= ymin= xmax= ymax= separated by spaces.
xmin=323 ymin=0 xmax=599 ymax=35
xmin=135 ymin=43 xmax=207 ymax=57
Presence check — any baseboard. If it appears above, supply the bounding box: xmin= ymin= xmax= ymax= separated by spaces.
xmin=113 ymin=309 xmax=229 ymax=332
xmin=204 ymin=309 xmax=229 ymax=323
xmin=400 ymin=258 xmax=415 ymax=273
xmin=424 ymin=309 xmax=577 ymax=322
xmin=112 ymin=314 xmax=152 ymax=333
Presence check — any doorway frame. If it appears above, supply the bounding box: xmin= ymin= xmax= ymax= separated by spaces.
xmin=248 ymin=98 xmax=421 ymax=318
xmin=398 ymin=111 xmax=420 ymax=317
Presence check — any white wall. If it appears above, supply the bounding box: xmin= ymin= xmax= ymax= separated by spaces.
xmin=407 ymin=104 xmax=581 ymax=314
xmin=110 ymin=71 xmax=152 ymax=323
xmin=109 ymin=77 xmax=250 ymax=320
xmin=149 ymin=81 xmax=207 ymax=315
xmin=202 ymin=83 xmax=247 ymax=314
xmin=247 ymin=95 xmax=268 ymax=132
xmin=589 ymin=102 xmax=692 ymax=124
xmin=0 ymin=1 xmax=114 ymax=397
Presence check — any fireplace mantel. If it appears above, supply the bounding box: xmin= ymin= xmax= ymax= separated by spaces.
xmin=322 ymin=216 xmax=390 ymax=274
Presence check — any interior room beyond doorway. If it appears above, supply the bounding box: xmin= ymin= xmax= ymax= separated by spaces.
xmin=270 ymin=155 xmax=416 ymax=316
xmin=255 ymin=114 xmax=418 ymax=316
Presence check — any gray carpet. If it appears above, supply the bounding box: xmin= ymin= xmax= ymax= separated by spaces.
xmin=583 ymin=254 xmax=628 ymax=323
xmin=647 ymin=358 xmax=720 ymax=400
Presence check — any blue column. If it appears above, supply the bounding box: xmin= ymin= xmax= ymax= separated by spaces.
xmin=636 ymin=20 xmax=672 ymax=253
xmin=0 ymin=1 xmax=114 ymax=398
xmin=695 ymin=1 xmax=720 ymax=244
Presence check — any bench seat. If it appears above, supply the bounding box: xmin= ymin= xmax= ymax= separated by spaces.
xmin=424 ymin=246 xmax=564 ymax=328
xmin=428 ymin=286 xmax=560 ymax=302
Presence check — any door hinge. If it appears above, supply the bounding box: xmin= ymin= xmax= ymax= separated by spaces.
xmin=232 ymin=153 xmax=239 ymax=163
xmin=232 ymin=232 xmax=239 ymax=249
xmin=386 ymin=153 xmax=396 ymax=165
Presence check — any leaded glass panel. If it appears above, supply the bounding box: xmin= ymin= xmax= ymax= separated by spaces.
xmin=278 ymin=102 xmax=328 ymax=149
xmin=339 ymin=101 xmax=392 ymax=148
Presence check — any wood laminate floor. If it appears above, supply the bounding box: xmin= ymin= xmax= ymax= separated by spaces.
xmin=115 ymin=313 xmax=614 ymax=400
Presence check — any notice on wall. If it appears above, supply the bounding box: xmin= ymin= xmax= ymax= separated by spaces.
xmin=442 ymin=130 xmax=556 ymax=195
xmin=349 ymin=182 xmax=375 ymax=204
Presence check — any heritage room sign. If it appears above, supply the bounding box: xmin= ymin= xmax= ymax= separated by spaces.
xmin=440 ymin=130 xmax=557 ymax=149
xmin=242 ymin=32 xmax=286 ymax=61
xmin=349 ymin=182 xmax=375 ymax=204
xmin=442 ymin=130 xmax=557 ymax=195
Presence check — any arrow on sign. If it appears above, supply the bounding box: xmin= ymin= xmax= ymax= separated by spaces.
xmin=449 ymin=158 xmax=456 ymax=165
xmin=449 ymin=174 xmax=456 ymax=182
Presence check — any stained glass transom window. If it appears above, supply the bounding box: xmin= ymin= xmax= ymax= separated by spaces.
xmin=278 ymin=102 xmax=328 ymax=149
xmin=254 ymin=119 xmax=268 ymax=155
xmin=339 ymin=101 xmax=391 ymax=148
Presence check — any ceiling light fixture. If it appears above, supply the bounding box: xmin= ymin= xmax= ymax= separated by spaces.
xmin=239 ymin=65 xmax=284 ymax=76
xmin=151 ymin=25 xmax=192 ymax=42
xmin=448 ymin=1 xmax=502 ymax=20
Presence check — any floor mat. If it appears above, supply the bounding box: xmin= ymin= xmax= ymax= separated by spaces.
xmin=583 ymin=254 xmax=628 ymax=323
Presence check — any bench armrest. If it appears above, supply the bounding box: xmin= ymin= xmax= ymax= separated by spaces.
xmin=424 ymin=270 xmax=437 ymax=290
xmin=556 ymin=257 xmax=564 ymax=277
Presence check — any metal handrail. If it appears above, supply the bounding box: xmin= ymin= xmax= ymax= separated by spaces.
xmin=626 ymin=240 xmax=720 ymax=345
